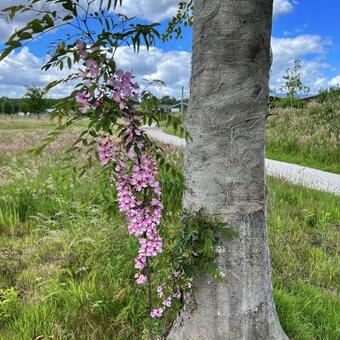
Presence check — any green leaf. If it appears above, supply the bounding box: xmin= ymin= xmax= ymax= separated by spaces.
xmin=105 ymin=18 xmax=110 ymax=31
xmin=43 ymin=14 xmax=54 ymax=27
xmin=0 ymin=48 xmax=14 ymax=62
xmin=19 ymin=31 xmax=32 ymax=40
xmin=6 ymin=40 xmax=21 ymax=47
xmin=44 ymin=80 xmax=61 ymax=93
xmin=63 ymin=15 xmax=73 ymax=21
xmin=67 ymin=57 xmax=72 ymax=69
xmin=31 ymin=20 xmax=44 ymax=33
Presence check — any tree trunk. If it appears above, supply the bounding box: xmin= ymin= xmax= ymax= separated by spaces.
xmin=167 ymin=1 xmax=288 ymax=339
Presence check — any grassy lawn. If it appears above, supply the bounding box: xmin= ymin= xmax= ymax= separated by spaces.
xmin=0 ymin=117 xmax=339 ymax=339
xmin=0 ymin=115 xmax=90 ymax=131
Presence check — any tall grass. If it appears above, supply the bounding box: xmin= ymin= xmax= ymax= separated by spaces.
xmin=266 ymin=102 xmax=340 ymax=173
xmin=268 ymin=178 xmax=340 ymax=339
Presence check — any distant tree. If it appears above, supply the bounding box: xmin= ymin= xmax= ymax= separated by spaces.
xmin=160 ymin=95 xmax=177 ymax=106
xmin=24 ymin=86 xmax=48 ymax=118
xmin=20 ymin=101 xmax=29 ymax=115
xmin=281 ymin=59 xmax=310 ymax=107
xmin=13 ymin=102 xmax=20 ymax=114
xmin=2 ymin=100 xmax=13 ymax=115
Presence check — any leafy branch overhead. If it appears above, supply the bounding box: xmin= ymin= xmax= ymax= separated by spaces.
xmin=0 ymin=0 xmax=191 ymax=184
xmin=1 ymin=1 xmax=160 ymax=62
xmin=162 ymin=0 xmax=193 ymax=41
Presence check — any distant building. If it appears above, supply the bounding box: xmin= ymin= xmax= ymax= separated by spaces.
xmin=160 ymin=104 xmax=172 ymax=112
xmin=163 ymin=102 xmax=189 ymax=114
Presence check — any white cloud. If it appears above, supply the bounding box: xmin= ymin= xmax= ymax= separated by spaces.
xmin=328 ymin=75 xmax=340 ymax=88
xmin=0 ymin=47 xmax=75 ymax=98
xmin=115 ymin=46 xmax=190 ymax=97
xmin=273 ymin=0 xmax=296 ymax=17
xmin=0 ymin=45 xmax=190 ymax=98
xmin=117 ymin=0 xmax=178 ymax=22
xmin=272 ymin=35 xmax=325 ymax=63
xmin=116 ymin=0 xmax=295 ymax=22
xmin=270 ymin=35 xmax=331 ymax=93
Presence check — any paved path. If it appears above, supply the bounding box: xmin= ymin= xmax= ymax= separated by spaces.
xmin=143 ymin=126 xmax=340 ymax=195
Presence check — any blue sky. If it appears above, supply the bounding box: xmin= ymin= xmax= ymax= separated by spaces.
xmin=0 ymin=0 xmax=340 ymax=98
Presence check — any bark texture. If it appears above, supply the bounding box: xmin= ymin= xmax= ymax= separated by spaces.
xmin=167 ymin=1 xmax=288 ymax=339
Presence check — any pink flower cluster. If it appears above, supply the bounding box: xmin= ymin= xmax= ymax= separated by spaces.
xmin=75 ymin=40 xmax=101 ymax=113
xmin=114 ymin=150 xmax=164 ymax=266
xmin=76 ymin=40 xmax=100 ymax=77
xmin=109 ymin=69 xmax=139 ymax=110
xmin=75 ymin=41 xmax=176 ymax=318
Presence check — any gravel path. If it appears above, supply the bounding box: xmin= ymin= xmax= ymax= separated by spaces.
xmin=143 ymin=126 xmax=340 ymax=195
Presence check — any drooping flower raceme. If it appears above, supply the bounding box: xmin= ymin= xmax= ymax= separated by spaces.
xmin=75 ymin=40 xmax=173 ymax=317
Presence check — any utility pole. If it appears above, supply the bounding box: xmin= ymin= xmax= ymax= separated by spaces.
xmin=180 ymin=85 xmax=184 ymax=115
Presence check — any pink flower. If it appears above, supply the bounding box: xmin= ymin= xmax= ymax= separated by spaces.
xmin=173 ymin=271 xmax=181 ymax=278
xmin=134 ymin=273 xmax=147 ymax=285
xmin=85 ymin=58 xmax=100 ymax=77
xmin=76 ymin=40 xmax=87 ymax=58
xmin=116 ymin=69 xmax=124 ymax=77
xmin=98 ymin=135 xmax=114 ymax=165
xmin=157 ymin=285 xmax=164 ymax=298
xmin=135 ymin=255 xmax=147 ymax=270
xmin=76 ymin=39 xmax=85 ymax=50
xmin=150 ymin=307 xmax=163 ymax=318
xmin=93 ymin=65 xmax=165 ymax=313
xmin=174 ymin=290 xmax=181 ymax=300
xmin=162 ymin=297 xmax=172 ymax=308
xmin=76 ymin=92 xmax=89 ymax=105
xmin=76 ymin=92 xmax=91 ymax=113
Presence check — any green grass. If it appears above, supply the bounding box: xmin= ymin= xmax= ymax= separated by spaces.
xmin=0 ymin=117 xmax=339 ymax=339
xmin=0 ymin=115 xmax=89 ymax=131
xmin=266 ymin=102 xmax=340 ymax=174
xmin=0 ymin=115 xmax=58 ymax=130
xmin=267 ymin=177 xmax=340 ymax=340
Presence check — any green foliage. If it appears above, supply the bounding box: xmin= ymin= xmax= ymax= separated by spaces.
xmin=266 ymin=94 xmax=340 ymax=173
xmin=0 ymin=97 xmax=59 ymax=115
xmin=163 ymin=0 xmax=193 ymax=41
xmin=168 ymin=210 xmax=237 ymax=281
xmin=270 ymin=96 xmax=307 ymax=109
xmin=19 ymin=101 xmax=29 ymax=114
xmin=268 ymin=177 xmax=340 ymax=339
xmin=317 ymin=86 xmax=340 ymax=103
xmin=160 ymin=96 xmax=178 ymax=106
xmin=2 ymin=100 xmax=13 ymax=114
xmin=23 ymin=86 xmax=48 ymax=115
xmin=0 ymin=288 xmax=20 ymax=325
xmin=280 ymin=59 xmax=310 ymax=106
xmin=0 ymin=0 xmax=191 ymax=181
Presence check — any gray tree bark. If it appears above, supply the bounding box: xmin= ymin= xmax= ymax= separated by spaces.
xmin=167 ymin=1 xmax=288 ymax=339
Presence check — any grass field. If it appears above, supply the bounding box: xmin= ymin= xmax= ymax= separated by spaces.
xmin=266 ymin=101 xmax=340 ymax=174
xmin=0 ymin=116 xmax=339 ymax=339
